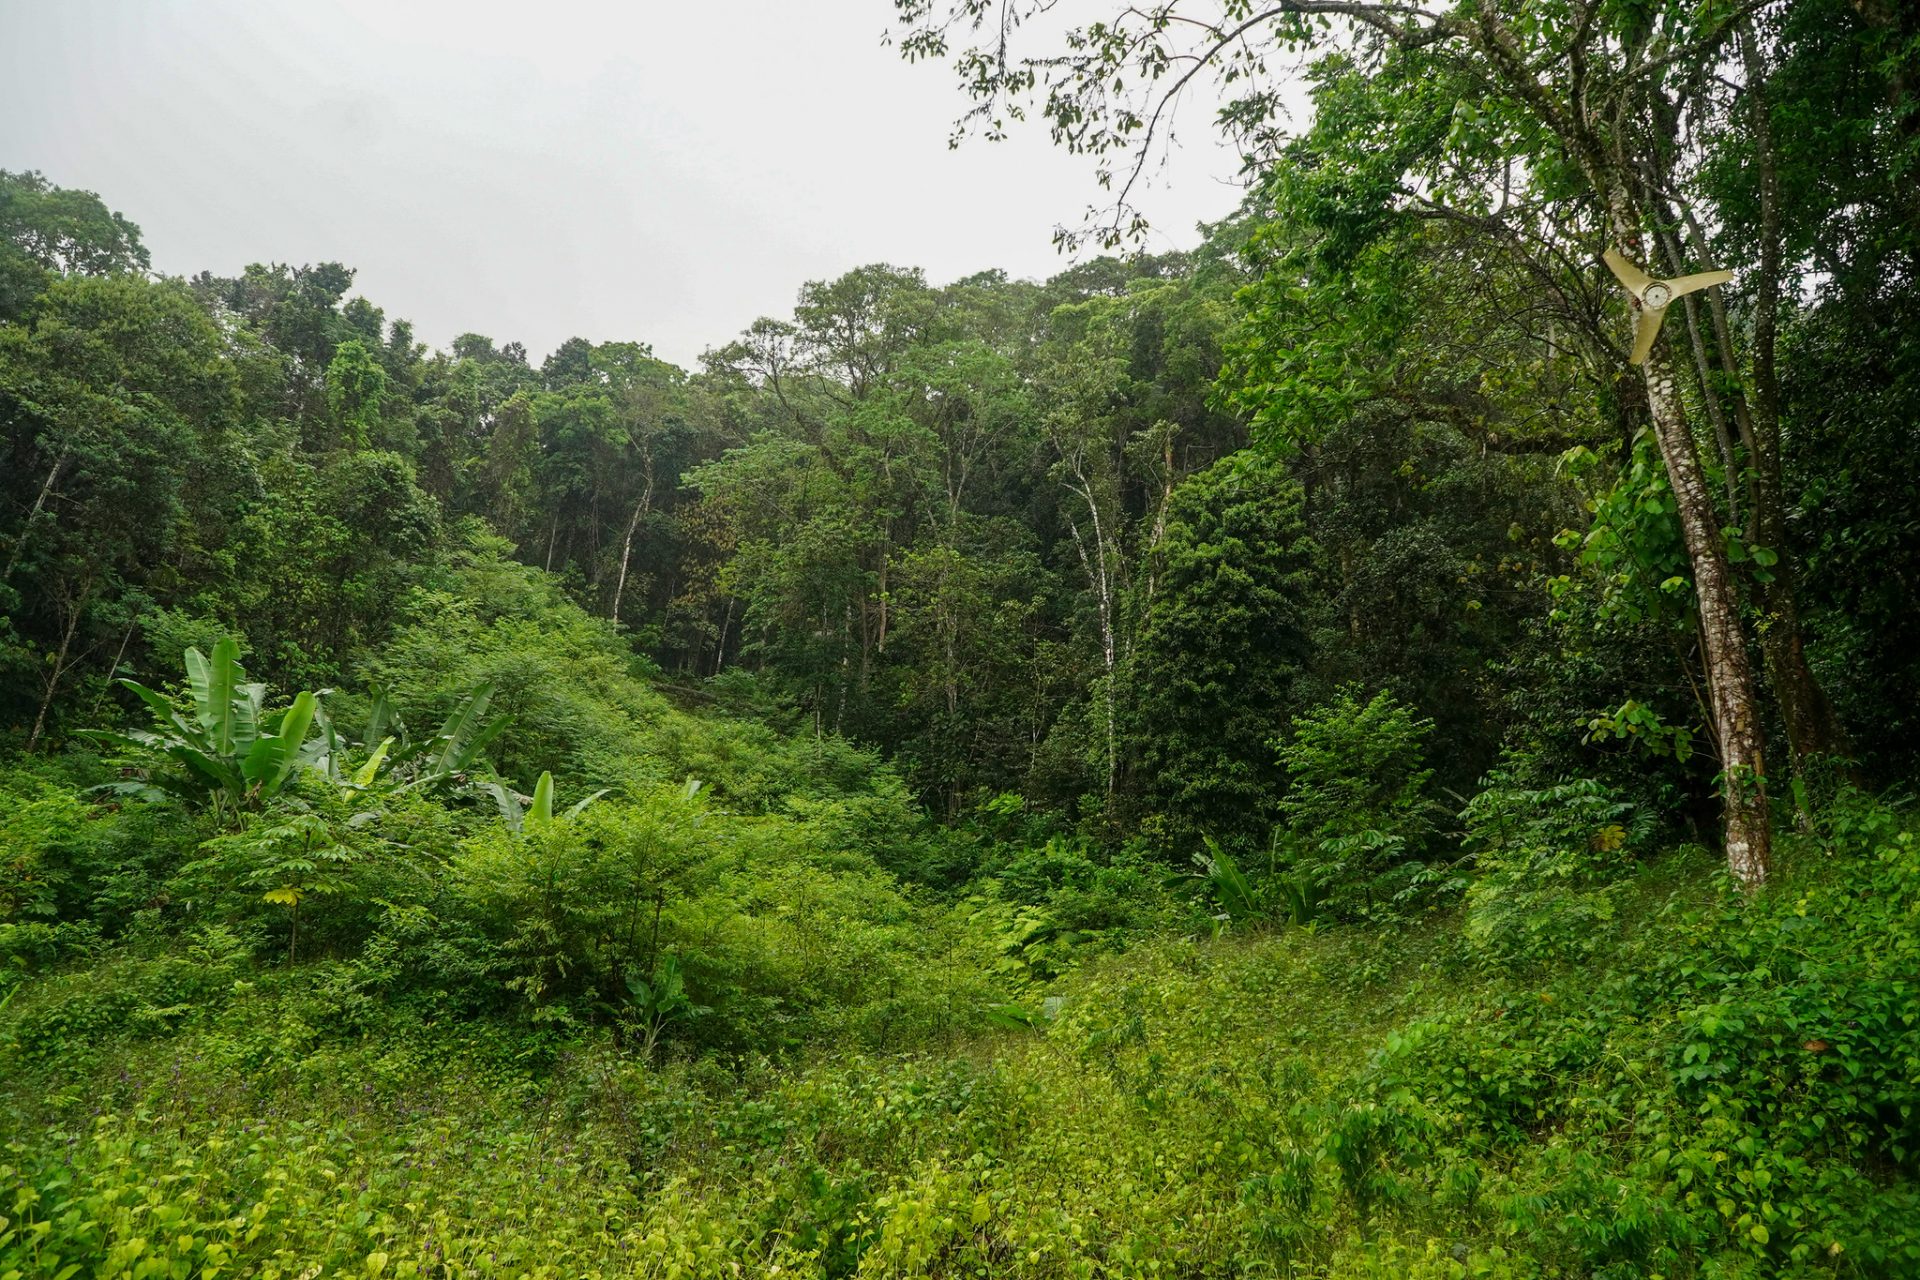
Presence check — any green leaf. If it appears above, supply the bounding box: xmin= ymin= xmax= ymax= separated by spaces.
xmin=563 ymin=788 xmax=609 ymax=821
xmin=232 ymin=681 xmax=268 ymax=754
xmin=188 ymin=638 xmax=243 ymax=754
xmin=240 ymin=691 xmax=317 ymax=799
xmin=271 ymin=691 xmax=318 ymax=792
xmin=482 ymin=779 xmax=525 ymax=832
xmin=414 ymin=684 xmax=512 ymax=784
xmin=365 ymin=685 xmax=395 ymax=748
xmin=527 ymin=770 xmax=555 ymax=830
xmin=117 ymin=679 xmax=201 ymax=747
xmin=351 ymin=737 xmax=395 ymax=788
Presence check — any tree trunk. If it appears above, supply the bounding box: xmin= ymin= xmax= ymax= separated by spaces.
xmin=1610 ymin=192 xmax=1772 ymax=889
xmin=611 ymin=503 xmax=641 ymax=626
xmin=1737 ymin=24 xmax=1850 ymax=772
xmin=89 ymin=613 xmax=140 ymax=721
xmin=712 ymin=597 xmax=734 ymax=676
xmin=1062 ymin=481 xmax=1119 ymax=799
xmin=610 ymin=464 xmax=654 ymax=627
xmin=27 ymin=580 xmax=89 ymax=753
xmin=2 ymin=444 xmax=70 ymax=584
xmin=1653 ymin=222 xmax=1742 ymax=520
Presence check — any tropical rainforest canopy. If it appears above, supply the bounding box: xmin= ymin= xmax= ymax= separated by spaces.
xmin=3 ymin=0 xmax=1920 ymax=1275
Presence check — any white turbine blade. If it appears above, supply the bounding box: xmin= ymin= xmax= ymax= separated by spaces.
xmin=1630 ymin=306 xmax=1666 ymax=365
xmin=1604 ymin=248 xmax=1656 ymax=300
xmin=1666 ymin=269 xmax=1734 ymax=299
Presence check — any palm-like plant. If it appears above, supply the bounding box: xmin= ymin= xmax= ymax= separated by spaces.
xmin=484 ymin=769 xmax=608 ymax=834
xmin=89 ymin=639 xmax=515 ymax=813
xmin=623 ymin=955 xmax=709 ymax=1060
xmin=317 ymin=683 xmax=513 ymax=794
xmin=86 ymin=638 xmax=324 ymax=812
xmin=1179 ymin=836 xmax=1261 ymax=932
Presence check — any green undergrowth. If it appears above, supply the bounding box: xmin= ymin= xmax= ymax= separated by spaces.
xmin=5 ymin=827 xmax=1918 ymax=1279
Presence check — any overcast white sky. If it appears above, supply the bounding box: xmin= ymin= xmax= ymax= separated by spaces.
xmin=0 ymin=1 xmax=1249 ymax=368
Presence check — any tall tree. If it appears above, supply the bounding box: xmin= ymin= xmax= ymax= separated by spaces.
xmin=891 ymin=0 xmax=1847 ymax=887
xmin=1125 ymin=451 xmax=1313 ymax=851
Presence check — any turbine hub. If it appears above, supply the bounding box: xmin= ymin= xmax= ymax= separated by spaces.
xmin=1641 ymin=280 xmax=1673 ymax=309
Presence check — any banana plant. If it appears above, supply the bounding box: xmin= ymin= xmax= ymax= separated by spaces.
xmin=85 ymin=638 xmax=324 ymax=812
xmin=88 ymin=640 xmax=515 ymax=814
xmin=407 ymin=684 xmax=513 ymax=789
xmin=622 ymin=955 xmax=709 ymax=1061
xmin=1171 ymin=836 xmax=1262 ymax=933
xmin=363 ymin=684 xmax=513 ymax=791
xmin=1275 ymin=873 xmax=1328 ymax=927
xmin=310 ymin=683 xmax=512 ymax=796
xmin=484 ymin=769 xmax=608 ymax=834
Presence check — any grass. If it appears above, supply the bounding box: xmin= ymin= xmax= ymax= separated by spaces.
xmin=5 ymin=840 xmax=1919 ymax=1278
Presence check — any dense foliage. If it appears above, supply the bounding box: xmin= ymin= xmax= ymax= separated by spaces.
xmin=3 ymin=0 xmax=1919 ymax=1272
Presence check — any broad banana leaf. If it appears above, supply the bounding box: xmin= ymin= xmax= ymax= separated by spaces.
xmin=365 ymin=685 xmax=398 ymax=752
xmin=1195 ymin=836 xmax=1258 ymax=924
xmin=117 ymin=680 xmax=204 ymax=748
xmin=304 ymin=694 xmax=342 ymax=781
xmin=417 ymin=684 xmax=512 ymax=782
xmin=459 ymin=713 xmax=513 ymax=771
xmin=482 ymin=778 xmax=525 ymax=831
xmin=186 ymin=639 xmax=242 ymax=754
xmin=352 ymin=737 xmax=395 ymax=789
xmin=428 ymin=684 xmax=494 ymax=776
xmin=270 ymin=690 xmax=319 ymax=795
xmin=170 ymin=743 xmax=245 ymax=798
xmin=239 ymin=690 xmax=318 ymax=799
xmin=483 ymin=772 xmax=604 ymax=834
xmin=527 ymin=770 xmax=555 ymax=829
xmin=232 ymin=682 xmax=269 ymax=755
xmin=565 ymin=789 xmax=609 ymax=820
xmin=81 ymin=726 xmax=235 ymax=799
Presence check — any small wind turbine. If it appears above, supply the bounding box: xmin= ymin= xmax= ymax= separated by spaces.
xmin=1603 ymin=249 xmax=1734 ymax=365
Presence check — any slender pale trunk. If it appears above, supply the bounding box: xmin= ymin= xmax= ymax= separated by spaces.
xmin=1654 ymin=224 xmax=1742 ymax=520
xmin=1609 ymin=194 xmax=1771 ymax=889
xmin=610 ymin=463 xmax=655 ymax=627
xmin=27 ymin=579 xmax=90 ymax=753
xmin=3 ymin=445 xmax=70 ymax=584
xmin=89 ymin=614 xmax=140 ymax=721
xmin=1062 ymin=473 xmax=1118 ymax=799
xmin=712 ymin=598 xmax=734 ymax=676
xmin=610 ymin=503 xmax=641 ymax=625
